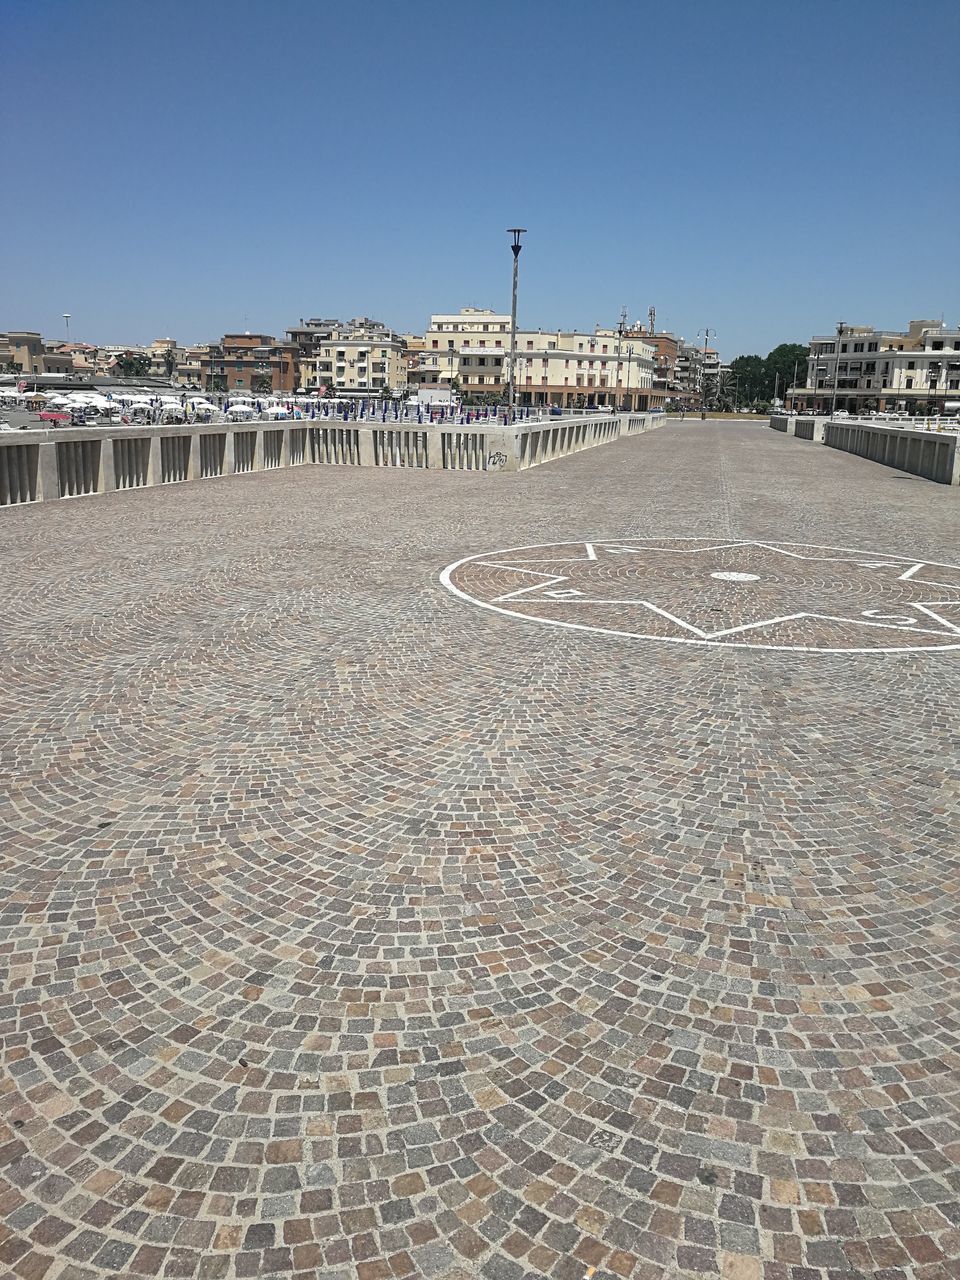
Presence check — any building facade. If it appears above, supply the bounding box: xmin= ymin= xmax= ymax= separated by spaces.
xmin=294 ymin=318 xmax=407 ymax=398
xmin=417 ymin=309 xmax=657 ymax=408
xmin=792 ymin=319 xmax=960 ymax=415
xmin=201 ymin=334 xmax=299 ymax=394
xmin=2 ymin=332 xmax=45 ymax=375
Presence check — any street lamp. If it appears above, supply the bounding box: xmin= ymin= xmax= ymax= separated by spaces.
xmin=63 ymin=313 xmax=71 ymax=341
xmin=697 ymin=328 xmax=715 ymax=419
xmin=830 ymin=320 xmax=845 ymax=418
xmin=506 ymin=228 xmax=526 ymax=417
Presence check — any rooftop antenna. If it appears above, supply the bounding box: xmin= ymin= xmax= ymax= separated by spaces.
xmin=648 ymin=306 xmax=655 ymax=336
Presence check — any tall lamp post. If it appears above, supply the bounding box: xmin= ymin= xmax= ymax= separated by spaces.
xmin=507 ymin=228 xmax=526 ymax=417
xmin=829 ymin=320 xmax=845 ymax=418
xmin=697 ymin=328 xmax=716 ymax=419
xmin=63 ymin=313 xmax=71 ymax=342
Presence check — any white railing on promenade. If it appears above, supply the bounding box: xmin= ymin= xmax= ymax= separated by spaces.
xmin=0 ymin=411 xmax=665 ymax=507
xmin=769 ymin=415 xmax=960 ymax=486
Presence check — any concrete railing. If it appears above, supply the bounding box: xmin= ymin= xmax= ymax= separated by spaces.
xmin=769 ymin=415 xmax=959 ymax=485
xmin=0 ymin=413 xmax=662 ymax=506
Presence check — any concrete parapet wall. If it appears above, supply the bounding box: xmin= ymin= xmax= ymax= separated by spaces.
xmin=825 ymin=419 xmax=959 ymax=486
xmin=0 ymin=413 xmax=658 ymax=506
xmin=769 ymin=415 xmax=958 ymax=485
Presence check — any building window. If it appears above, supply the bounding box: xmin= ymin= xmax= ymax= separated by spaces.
xmin=526 ymin=341 xmax=533 ymax=350
xmin=867 ymin=342 xmax=878 ymax=352
xmin=841 ymin=343 xmax=848 ymax=353
xmin=907 ymin=361 xmax=915 ymax=370
xmin=853 ymin=342 xmax=864 ymax=353
xmin=932 ymin=340 xmax=943 ymax=350
xmin=906 ymin=377 xmax=913 ymax=389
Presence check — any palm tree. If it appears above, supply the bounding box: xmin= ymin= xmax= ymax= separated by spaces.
xmin=714 ymin=370 xmax=735 ymax=412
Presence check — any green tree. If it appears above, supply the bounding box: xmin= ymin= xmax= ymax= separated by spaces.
xmin=115 ymin=353 xmax=150 ymax=378
xmin=714 ymin=370 xmax=736 ymax=411
xmin=764 ymin=343 xmax=809 ymax=401
xmin=162 ymin=348 xmax=177 ymax=378
xmin=729 ymin=354 xmax=766 ymax=404
xmin=729 ymin=345 xmax=809 ymax=403
xmin=252 ymin=375 xmax=273 ymax=394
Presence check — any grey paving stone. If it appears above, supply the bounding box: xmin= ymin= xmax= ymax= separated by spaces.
xmin=0 ymin=422 xmax=958 ymax=1280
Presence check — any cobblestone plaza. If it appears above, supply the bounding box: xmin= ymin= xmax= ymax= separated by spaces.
xmin=1 ymin=421 xmax=959 ymax=1280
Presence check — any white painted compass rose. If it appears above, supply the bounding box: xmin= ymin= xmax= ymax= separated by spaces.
xmin=439 ymin=539 xmax=960 ymax=653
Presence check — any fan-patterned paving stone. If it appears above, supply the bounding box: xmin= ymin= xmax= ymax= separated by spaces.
xmin=0 ymin=421 xmax=959 ymax=1280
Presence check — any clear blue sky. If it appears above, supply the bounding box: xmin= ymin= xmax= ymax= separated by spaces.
xmin=4 ymin=0 xmax=958 ymax=359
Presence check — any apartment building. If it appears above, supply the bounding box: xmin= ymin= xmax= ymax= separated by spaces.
xmin=295 ymin=318 xmax=407 ymax=397
xmin=418 ymin=308 xmax=657 ymax=408
xmin=0 ymin=331 xmax=74 ymax=377
xmin=418 ymin=309 xmax=510 ymax=398
xmin=201 ymin=334 xmax=299 ymax=394
xmin=794 ymin=319 xmax=960 ymax=414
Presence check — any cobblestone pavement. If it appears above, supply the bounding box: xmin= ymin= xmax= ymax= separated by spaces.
xmin=1 ymin=422 xmax=959 ymax=1280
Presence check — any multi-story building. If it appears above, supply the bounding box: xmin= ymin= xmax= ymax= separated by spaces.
xmin=2 ymin=332 xmax=45 ymax=375
xmin=178 ymin=346 xmax=210 ymax=388
xmin=147 ymin=338 xmax=181 ymax=379
xmin=417 ymin=309 xmax=657 ymax=408
xmin=675 ymin=341 xmax=703 ymax=400
xmin=294 ymin=318 xmax=407 ymax=398
xmin=201 ymin=334 xmax=299 ymax=394
xmin=792 ymin=319 xmax=960 ymax=414
xmin=643 ymin=333 xmax=680 ymax=399
xmin=418 ymin=309 xmax=511 ymax=399
xmin=286 ymin=319 xmax=339 ymax=362
xmin=401 ymin=333 xmax=426 ymax=387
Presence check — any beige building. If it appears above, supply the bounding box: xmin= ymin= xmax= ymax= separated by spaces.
xmin=794 ymin=319 xmax=960 ymax=415
xmin=417 ymin=308 xmax=656 ymax=408
xmin=296 ymin=318 xmax=407 ymax=397
xmin=2 ymin=332 xmax=45 ymax=375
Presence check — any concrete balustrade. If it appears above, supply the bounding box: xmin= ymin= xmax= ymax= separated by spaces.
xmin=769 ymin=415 xmax=959 ymax=485
xmin=0 ymin=412 xmax=662 ymax=507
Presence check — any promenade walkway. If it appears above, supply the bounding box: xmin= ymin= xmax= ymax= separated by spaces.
xmin=1 ymin=422 xmax=958 ymax=1280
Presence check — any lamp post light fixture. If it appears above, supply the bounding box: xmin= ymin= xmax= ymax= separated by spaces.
xmin=697 ymin=328 xmax=716 ymax=419
xmin=63 ymin=313 xmax=71 ymax=341
xmin=830 ymin=320 xmax=845 ymax=419
xmin=506 ymin=228 xmax=526 ymax=417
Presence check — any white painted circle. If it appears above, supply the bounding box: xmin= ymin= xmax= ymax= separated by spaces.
xmin=439 ymin=538 xmax=960 ymax=654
